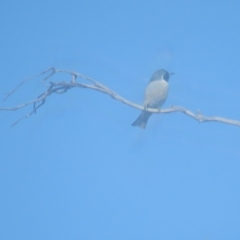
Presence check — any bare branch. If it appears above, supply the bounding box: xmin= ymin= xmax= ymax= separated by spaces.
xmin=1 ymin=68 xmax=240 ymax=127
xmin=160 ymin=106 xmax=240 ymax=127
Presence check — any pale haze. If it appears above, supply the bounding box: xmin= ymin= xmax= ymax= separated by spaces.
xmin=0 ymin=1 xmax=240 ymax=240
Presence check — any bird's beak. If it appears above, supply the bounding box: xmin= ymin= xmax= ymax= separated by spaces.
xmin=170 ymin=72 xmax=174 ymax=75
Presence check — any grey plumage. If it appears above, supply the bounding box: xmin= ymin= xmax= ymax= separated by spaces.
xmin=132 ymin=69 xmax=173 ymax=129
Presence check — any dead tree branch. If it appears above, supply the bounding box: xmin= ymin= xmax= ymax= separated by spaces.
xmin=1 ymin=67 xmax=240 ymax=127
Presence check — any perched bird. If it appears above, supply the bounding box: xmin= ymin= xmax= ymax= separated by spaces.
xmin=132 ymin=69 xmax=173 ymax=129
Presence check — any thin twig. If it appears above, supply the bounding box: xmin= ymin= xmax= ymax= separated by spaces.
xmin=3 ymin=68 xmax=52 ymax=102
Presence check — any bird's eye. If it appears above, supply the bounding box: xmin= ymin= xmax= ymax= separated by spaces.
xmin=163 ymin=73 xmax=169 ymax=81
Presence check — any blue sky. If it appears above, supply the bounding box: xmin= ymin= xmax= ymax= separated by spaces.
xmin=0 ymin=0 xmax=240 ymax=239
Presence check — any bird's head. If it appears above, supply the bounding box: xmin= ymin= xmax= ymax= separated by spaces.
xmin=150 ymin=69 xmax=174 ymax=82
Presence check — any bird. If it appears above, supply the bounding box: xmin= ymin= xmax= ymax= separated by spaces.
xmin=132 ymin=69 xmax=173 ymax=129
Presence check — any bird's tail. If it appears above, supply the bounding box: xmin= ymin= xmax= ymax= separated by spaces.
xmin=131 ymin=111 xmax=152 ymax=129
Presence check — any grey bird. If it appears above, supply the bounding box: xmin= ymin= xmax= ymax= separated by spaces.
xmin=132 ymin=69 xmax=173 ymax=129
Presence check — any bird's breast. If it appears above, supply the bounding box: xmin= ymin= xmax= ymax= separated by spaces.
xmin=143 ymin=79 xmax=169 ymax=108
